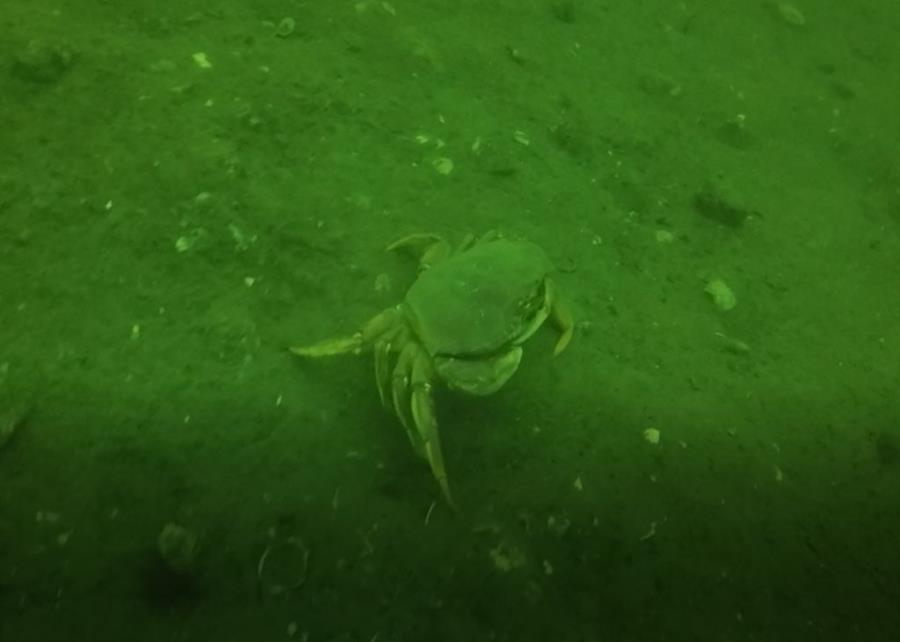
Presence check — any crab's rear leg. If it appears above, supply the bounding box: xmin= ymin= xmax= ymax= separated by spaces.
xmin=545 ymin=277 xmax=574 ymax=356
xmin=409 ymin=350 xmax=455 ymax=509
xmin=374 ymin=322 xmax=407 ymax=407
xmin=390 ymin=341 xmax=419 ymax=443
xmin=386 ymin=233 xmax=452 ymax=270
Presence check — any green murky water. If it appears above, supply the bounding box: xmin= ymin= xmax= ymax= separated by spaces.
xmin=2 ymin=2 xmax=898 ymax=640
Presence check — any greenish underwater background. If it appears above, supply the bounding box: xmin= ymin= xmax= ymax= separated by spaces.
xmin=1 ymin=1 xmax=899 ymax=640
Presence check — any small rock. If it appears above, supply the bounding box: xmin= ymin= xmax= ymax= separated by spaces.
xmin=705 ymin=279 xmax=737 ymax=311
xmin=157 ymin=523 xmax=198 ymax=574
xmin=655 ymin=229 xmax=675 ymax=244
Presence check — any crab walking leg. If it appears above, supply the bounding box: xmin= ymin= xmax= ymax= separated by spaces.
xmin=409 ymin=351 xmax=455 ymax=508
xmin=545 ymin=278 xmax=575 ymax=356
xmin=390 ymin=341 xmax=420 ymax=453
xmin=374 ymin=324 xmax=407 ymax=407
xmin=473 ymin=229 xmax=502 ymax=246
xmin=374 ymin=339 xmax=393 ymax=407
xmin=454 ymin=232 xmax=476 ymax=253
xmin=289 ymin=333 xmax=363 ymax=357
xmin=386 ymin=233 xmax=452 ymax=270
xmin=359 ymin=306 xmax=401 ymax=341
xmin=290 ymin=306 xmax=401 ymax=358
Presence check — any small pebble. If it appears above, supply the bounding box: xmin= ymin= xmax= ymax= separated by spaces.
xmin=705 ymin=279 xmax=737 ymax=311
xmin=655 ymin=229 xmax=675 ymax=244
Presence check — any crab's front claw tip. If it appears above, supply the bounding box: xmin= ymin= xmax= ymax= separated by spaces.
xmin=552 ymin=329 xmax=573 ymax=356
xmin=438 ymin=481 xmax=457 ymax=512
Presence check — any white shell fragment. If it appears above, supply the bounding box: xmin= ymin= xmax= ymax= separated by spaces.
xmin=704 ymin=278 xmax=736 ymax=311
xmin=275 ymin=17 xmax=296 ymax=37
xmin=192 ymin=52 xmax=212 ymax=68
xmin=655 ymin=229 xmax=675 ymax=244
xmin=513 ymin=130 xmax=530 ymax=146
xmin=432 ymin=157 xmax=454 ymax=175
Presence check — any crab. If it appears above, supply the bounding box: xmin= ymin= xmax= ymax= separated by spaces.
xmin=290 ymin=232 xmax=573 ymax=507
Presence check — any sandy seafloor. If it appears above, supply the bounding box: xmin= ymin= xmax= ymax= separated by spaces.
xmin=1 ymin=1 xmax=899 ymax=641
